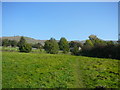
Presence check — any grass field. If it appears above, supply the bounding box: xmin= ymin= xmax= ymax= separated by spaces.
xmin=2 ymin=52 xmax=120 ymax=88
xmin=0 ymin=46 xmax=46 ymax=53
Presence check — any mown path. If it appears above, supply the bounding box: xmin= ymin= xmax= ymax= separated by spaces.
xmin=73 ymin=58 xmax=84 ymax=88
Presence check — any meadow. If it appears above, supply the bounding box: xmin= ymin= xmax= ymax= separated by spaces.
xmin=2 ymin=51 xmax=120 ymax=88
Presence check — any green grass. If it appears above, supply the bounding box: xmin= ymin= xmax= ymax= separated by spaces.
xmin=0 ymin=51 xmax=2 ymax=89
xmin=1 ymin=47 xmax=19 ymax=52
xmin=2 ymin=52 xmax=120 ymax=88
xmin=1 ymin=46 xmax=71 ymax=54
xmin=1 ymin=47 xmax=46 ymax=53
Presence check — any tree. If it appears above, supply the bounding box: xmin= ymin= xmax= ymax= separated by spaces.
xmin=88 ymin=35 xmax=107 ymax=47
xmin=58 ymin=37 xmax=69 ymax=53
xmin=69 ymin=41 xmax=82 ymax=48
xmin=19 ymin=43 xmax=32 ymax=53
xmin=69 ymin=41 xmax=75 ymax=48
xmin=81 ymin=40 xmax=94 ymax=55
xmin=89 ymin=35 xmax=98 ymax=41
xmin=44 ymin=40 xmax=51 ymax=53
xmin=18 ymin=36 xmax=32 ymax=53
xmin=17 ymin=36 xmax=26 ymax=47
xmin=71 ymin=45 xmax=80 ymax=55
xmin=88 ymin=35 xmax=99 ymax=46
xmin=2 ymin=39 xmax=9 ymax=47
xmin=106 ymin=41 xmax=114 ymax=45
xmin=84 ymin=40 xmax=94 ymax=48
xmin=10 ymin=40 xmax=17 ymax=47
xmin=44 ymin=38 xmax=59 ymax=54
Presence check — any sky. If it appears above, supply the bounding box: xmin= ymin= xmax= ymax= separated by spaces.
xmin=2 ymin=2 xmax=118 ymax=41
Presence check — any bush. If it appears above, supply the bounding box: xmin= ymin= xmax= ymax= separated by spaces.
xmin=18 ymin=36 xmax=32 ymax=53
xmin=19 ymin=43 xmax=32 ymax=53
xmin=81 ymin=44 xmax=120 ymax=60
xmin=10 ymin=40 xmax=17 ymax=47
xmin=71 ymin=45 xmax=80 ymax=55
xmin=17 ymin=36 xmax=26 ymax=47
xmin=59 ymin=37 xmax=69 ymax=53
xmin=2 ymin=39 xmax=10 ymax=47
xmin=44 ymin=38 xmax=59 ymax=54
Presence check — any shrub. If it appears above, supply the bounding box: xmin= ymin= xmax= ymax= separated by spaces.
xmin=18 ymin=36 xmax=32 ymax=53
xmin=2 ymin=39 xmax=10 ymax=47
xmin=59 ymin=37 xmax=69 ymax=53
xmin=19 ymin=43 xmax=32 ymax=53
xmin=71 ymin=45 xmax=80 ymax=55
xmin=44 ymin=38 xmax=59 ymax=54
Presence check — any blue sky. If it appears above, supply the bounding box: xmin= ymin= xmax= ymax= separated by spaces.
xmin=2 ymin=2 xmax=118 ymax=41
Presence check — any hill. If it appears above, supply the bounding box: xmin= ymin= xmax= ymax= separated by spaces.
xmin=0 ymin=36 xmax=46 ymax=45
xmin=0 ymin=36 xmax=85 ymax=45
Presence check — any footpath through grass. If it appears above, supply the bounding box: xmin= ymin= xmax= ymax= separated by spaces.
xmin=2 ymin=52 xmax=120 ymax=88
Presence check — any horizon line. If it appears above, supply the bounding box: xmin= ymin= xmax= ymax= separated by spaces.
xmin=1 ymin=35 xmax=118 ymax=41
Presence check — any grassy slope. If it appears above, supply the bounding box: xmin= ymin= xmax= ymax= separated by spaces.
xmin=0 ymin=36 xmax=46 ymax=45
xmin=2 ymin=52 xmax=120 ymax=88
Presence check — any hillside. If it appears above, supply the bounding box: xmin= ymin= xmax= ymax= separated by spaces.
xmin=0 ymin=36 xmax=46 ymax=45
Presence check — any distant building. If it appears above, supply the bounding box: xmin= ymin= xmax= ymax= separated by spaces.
xmin=70 ymin=46 xmax=82 ymax=51
xmin=78 ymin=47 xmax=82 ymax=50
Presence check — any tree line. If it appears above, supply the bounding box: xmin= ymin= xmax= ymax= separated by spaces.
xmin=80 ymin=35 xmax=120 ymax=60
xmin=1 ymin=35 xmax=120 ymax=60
